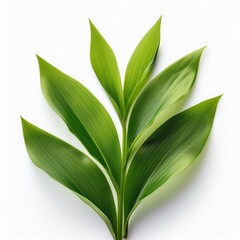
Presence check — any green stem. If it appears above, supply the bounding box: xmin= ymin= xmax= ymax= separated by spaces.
xmin=123 ymin=222 xmax=128 ymax=238
xmin=117 ymin=120 xmax=127 ymax=240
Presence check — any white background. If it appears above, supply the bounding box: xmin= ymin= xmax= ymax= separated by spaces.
xmin=0 ymin=0 xmax=239 ymax=239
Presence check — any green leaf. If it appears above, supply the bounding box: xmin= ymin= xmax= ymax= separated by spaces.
xmin=124 ymin=96 xmax=221 ymax=227
xmin=36 ymin=56 xmax=121 ymax=187
xmin=21 ymin=118 xmax=117 ymax=238
xmin=127 ymin=47 xmax=205 ymax=148
xmin=124 ymin=17 xmax=161 ymax=112
xmin=90 ymin=20 xmax=124 ymax=120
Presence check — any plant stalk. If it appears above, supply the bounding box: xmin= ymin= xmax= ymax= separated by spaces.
xmin=117 ymin=120 xmax=127 ymax=240
xmin=123 ymin=222 xmax=128 ymax=238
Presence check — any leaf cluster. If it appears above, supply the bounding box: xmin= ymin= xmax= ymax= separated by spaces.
xmin=21 ymin=17 xmax=221 ymax=239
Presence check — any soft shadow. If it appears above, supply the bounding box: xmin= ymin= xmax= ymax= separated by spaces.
xmin=127 ymin=136 xmax=213 ymax=237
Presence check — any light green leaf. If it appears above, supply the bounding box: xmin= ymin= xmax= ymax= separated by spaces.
xmin=127 ymin=47 xmax=205 ymax=148
xmin=124 ymin=96 xmax=221 ymax=228
xmin=36 ymin=56 xmax=121 ymax=187
xmin=21 ymin=118 xmax=117 ymax=238
xmin=90 ymin=20 xmax=124 ymax=120
xmin=124 ymin=17 xmax=161 ymax=112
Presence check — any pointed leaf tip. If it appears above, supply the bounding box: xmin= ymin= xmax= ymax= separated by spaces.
xmin=124 ymin=17 xmax=161 ymax=112
xmin=89 ymin=20 xmax=124 ymax=120
xmin=36 ymin=55 xmax=50 ymax=74
xmin=207 ymin=94 xmax=222 ymax=109
xmin=89 ymin=19 xmax=96 ymax=31
xmin=21 ymin=117 xmax=29 ymax=132
xmin=156 ymin=16 xmax=162 ymax=26
xmin=36 ymin=54 xmax=44 ymax=63
xmin=196 ymin=46 xmax=207 ymax=55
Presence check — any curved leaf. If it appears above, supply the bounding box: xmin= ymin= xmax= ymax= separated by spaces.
xmin=90 ymin=20 xmax=124 ymax=120
xmin=36 ymin=56 xmax=121 ymax=187
xmin=21 ymin=118 xmax=117 ymax=238
xmin=127 ymin=47 xmax=205 ymax=148
xmin=124 ymin=96 xmax=221 ymax=227
xmin=124 ymin=17 xmax=161 ymax=112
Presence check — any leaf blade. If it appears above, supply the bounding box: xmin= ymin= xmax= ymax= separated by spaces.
xmin=90 ymin=20 xmax=124 ymax=119
xmin=21 ymin=118 xmax=117 ymax=237
xmin=124 ymin=17 xmax=161 ymax=112
xmin=124 ymin=96 xmax=221 ymax=225
xmin=37 ymin=56 xmax=121 ymax=186
xmin=127 ymin=47 xmax=205 ymax=148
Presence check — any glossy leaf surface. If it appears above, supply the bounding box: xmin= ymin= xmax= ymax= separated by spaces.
xmin=21 ymin=18 xmax=222 ymax=240
xmin=37 ymin=56 xmax=121 ymax=186
xmin=127 ymin=48 xmax=205 ymax=148
xmin=124 ymin=17 xmax=161 ymax=112
xmin=124 ymin=96 xmax=221 ymax=226
xmin=21 ymin=118 xmax=117 ymax=238
xmin=90 ymin=20 xmax=124 ymax=119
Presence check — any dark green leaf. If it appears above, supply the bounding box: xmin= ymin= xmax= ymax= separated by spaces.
xmin=124 ymin=17 xmax=161 ymax=112
xmin=124 ymin=96 xmax=221 ymax=227
xmin=90 ymin=20 xmax=124 ymax=120
xmin=36 ymin=56 xmax=121 ymax=187
xmin=21 ymin=118 xmax=117 ymax=238
xmin=127 ymin=47 xmax=205 ymax=148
